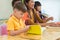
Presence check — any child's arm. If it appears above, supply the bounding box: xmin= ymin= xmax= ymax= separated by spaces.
xmin=46 ymin=17 xmax=53 ymax=22
xmin=9 ymin=26 xmax=30 ymax=36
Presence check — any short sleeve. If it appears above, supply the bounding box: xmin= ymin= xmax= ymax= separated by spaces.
xmin=7 ymin=20 xmax=14 ymax=31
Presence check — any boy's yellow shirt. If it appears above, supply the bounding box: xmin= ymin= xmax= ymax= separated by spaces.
xmin=6 ymin=16 xmax=27 ymax=40
xmin=7 ymin=16 xmax=25 ymax=35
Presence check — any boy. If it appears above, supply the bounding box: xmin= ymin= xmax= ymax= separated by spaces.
xmin=7 ymin=1 xmax=30 ymax=40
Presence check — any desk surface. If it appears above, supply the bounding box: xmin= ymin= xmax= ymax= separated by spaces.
xmin=0 ymin=27 xmax=60 ymax=40
xmin=41 ymin=27 xmax=60 ymax=40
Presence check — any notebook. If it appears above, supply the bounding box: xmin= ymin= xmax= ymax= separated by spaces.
xmin=27 ymin=25 xmax=42 ymax=35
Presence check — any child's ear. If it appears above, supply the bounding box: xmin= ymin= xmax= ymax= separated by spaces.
xmin=14 ymin=9 xmax=17 ymax=13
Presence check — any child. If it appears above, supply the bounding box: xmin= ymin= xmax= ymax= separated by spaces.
xmin=34 ymin=1 xmax=53 ymax=23
xmin=6 ymin=1 xmax=30 ymax=40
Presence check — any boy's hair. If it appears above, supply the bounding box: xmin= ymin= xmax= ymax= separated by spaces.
xmin=12 ymin=0 xmax=20 ymax=7
xmin=13 ymin=1 xmax=27 ymax=13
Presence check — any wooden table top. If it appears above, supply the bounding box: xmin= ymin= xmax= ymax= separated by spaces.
xmin=0 ymin=27 xmax=60 ymax=40
xmin=41 ymin=27 xmax=60 ymax=40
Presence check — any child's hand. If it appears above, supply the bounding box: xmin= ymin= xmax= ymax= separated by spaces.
xmin=47 ymin=22 xmax=60 ymax=27
xmin=48 ymin=17 xmax=53 ymax=21
xmin=26 ymin=25 xmax=30 ymax=29
xmin=56 ymin=22 xmax=60 ymax=25
xmin=24 ymin=26 xmax=30 ymax=32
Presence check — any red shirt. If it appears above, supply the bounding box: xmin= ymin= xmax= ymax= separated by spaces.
xmin=22 ymin=12 xmax=29 ymax=21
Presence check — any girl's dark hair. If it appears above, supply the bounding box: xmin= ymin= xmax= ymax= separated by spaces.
xmin=24 ymin=0 xmax=30 ymax=10
xmin=34 ymin=1 xmax=41 ymax=10
xmin=24 ymin=0 xmax=30 ymax=4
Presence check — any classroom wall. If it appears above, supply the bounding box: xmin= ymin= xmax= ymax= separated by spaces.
xmin=42 ymin=0 xmax=60 ymax=22
xmin=0 ymin=0 xmax=12 ymax=19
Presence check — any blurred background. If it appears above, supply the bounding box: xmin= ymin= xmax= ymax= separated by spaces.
xmin=0 ymin=0 xmax=60 ymax=22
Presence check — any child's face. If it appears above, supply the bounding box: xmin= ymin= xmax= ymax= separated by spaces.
xmin=14 ymin=9 xmax=24 ymax=19
xmin=27 ymin=0 xmax=35 ymax=9
xmin=37 ymin=6 xmax=41 ymax=11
